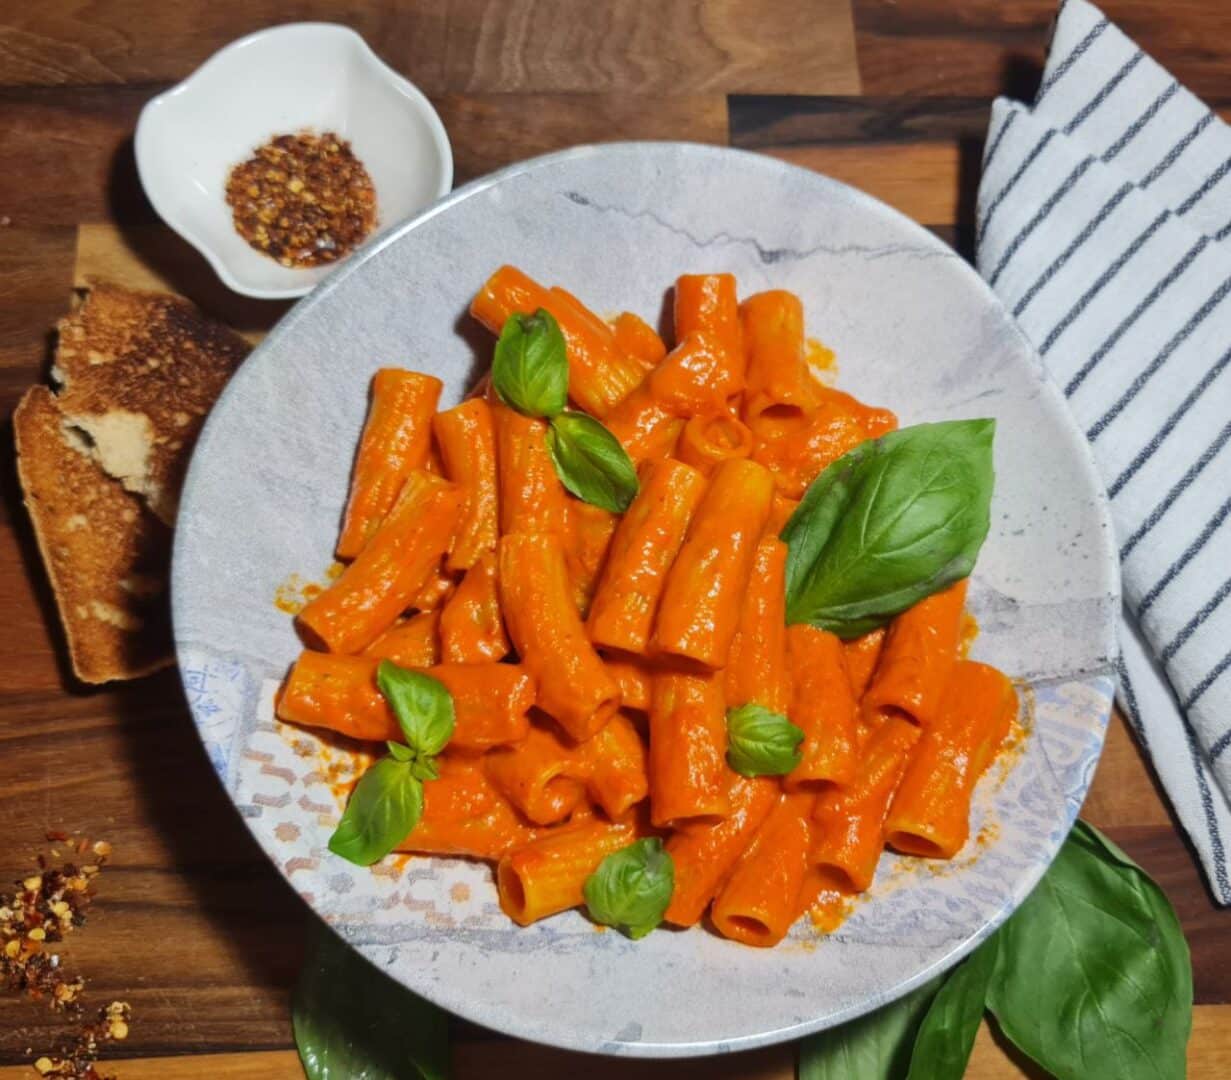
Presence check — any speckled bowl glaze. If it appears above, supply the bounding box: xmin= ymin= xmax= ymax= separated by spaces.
xmin=172 ymin=143 xmax=1120 ymax=1057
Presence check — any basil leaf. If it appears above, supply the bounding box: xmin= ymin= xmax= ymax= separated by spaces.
xmin=328 ymin=756 xmax=424 ymax=867
xmin=408 ymin=756 xmax=439 ymax=782
xmin=583 ymin=837 xmax=674 ymax=939
xmin=800 ymin=976 xmax=944 ymax=1080
xmin=293 ymin=917 xmax=448 ymax=1080
xmin=986 ymin=820 xmax=1192 ymax=1080
xmin=546 ymin=410 xmax=639 ymax=513
xmin=726 ymin=703 xmax=804 ymax=777
xmin=386 ymin=741 xmax=414 ymax=762
xmin=782 ymin=419 xmax=994 ymax=637
xmin=376 ymin=661 xmax=455 ymax=756
xmin=1072 ymin=816 xmax=1149 ymax=872
xmin=492 ymin=308 xmax=568 ymax=418
xmin=907 ymin=931 xmax=999 ymax=1080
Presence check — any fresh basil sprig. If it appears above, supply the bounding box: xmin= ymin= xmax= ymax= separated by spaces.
xmin=492 ymin=309 xmax=569 ymax=418
xmin=986 ymin=821 xmax=1191 ymax=1080
xmin=378 ymin=663 xmax=454 ymax=757
xmin=328 ymin=661 xmax=454 ymax=867
xmin=583 ymin=837 xmax=675 ymax=940
xmin=799 ymin=820 xmax=1192 ymax=1080
xmin=781 ymin=419 xmax=994 ymax=638
xmin=905 ymin=926 xmax=999 ymax=1079
xmin=328 ymin=756 xmax=426 ymax=867
xmin=491 ymin=310 xmax=639 ymax=512
xmin=726 ymin=703 xmax=804 ymax=777
xmin=293 ymin=918 xmax=448 ymax=1080
xmin=546 ymin=410 xmax=639 ymax=513
xmin=800 ymin=977 xmax=943 ymax=1080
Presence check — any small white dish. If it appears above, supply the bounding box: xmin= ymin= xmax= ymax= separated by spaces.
xmin=135 ymin=23 xmax=452 ymax=300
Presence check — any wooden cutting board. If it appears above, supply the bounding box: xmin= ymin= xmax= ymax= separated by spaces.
xmin=2 ymin=1 xmax=1230 ymax=1075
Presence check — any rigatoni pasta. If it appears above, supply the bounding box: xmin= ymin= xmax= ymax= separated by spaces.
xmin=862 ymin=578 xmax=969 ymax=730
xmin=664 ymin=776 xmax=777 ymax=927
xmin=499 ymin=531 xmax=620 ymax=741
xmin=276 ymin=267 xmax=1014 ymax=949
xmin=471 ymin=265 xmax=643 ymax=417
xmin=783 ymin=624 xmax=858 ymax=790
xmin=336 ymin=369 xmax=441 ymax=559
xmin=398 ymin=756 xmax=539 ymax=859
xmin=439 ymin=552 xmax=509 ymax=663
xmin=298 ymin=469 xmax=459 ymax=653
xmin=497 ymin=816 xmax=638 ymax=925
xmin=433 ymin=398 xmax=498 ymax=571
xmin=648 ymin=668 xmax=733 ymax=826
xmin=276 ymin=651 xmax=534 ymax=749
xmin=652 ymin=458 xmax=775 ymax=667
xmin=885 ymin=662 xmax=1017 ymax=859
xmin=612 ymin=311 xmax=667 ymax=371
xmin=493 ymin=403 xmax=569 ymax=536
xmin=587 ymin=458 xmax=706 ymax=655
xmin=711 ymin=791 xmax=815 ymax=947
xmin=363 ymin=610 xmax=440 ymax=667
xmin=484 ymin=721 xmax=588 ymax=826
xmin=811 ymin=716 xmax=920 ymax=892
xmin=724 ymin=537 xmax=791 ymax=715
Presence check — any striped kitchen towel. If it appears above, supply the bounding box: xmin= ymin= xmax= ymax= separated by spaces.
xmin=977 ymin=0 xmax=1231 ymax=901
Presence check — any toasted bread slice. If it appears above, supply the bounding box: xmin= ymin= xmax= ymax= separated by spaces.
xmin=53 ymin=283 xmax=249 ymax=524
xmin=15 ymin=386 xmax=174 ymax=683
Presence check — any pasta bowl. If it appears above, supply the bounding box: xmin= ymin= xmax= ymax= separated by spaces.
xmin=172 ymin=142 xmax=1119 ymax=1056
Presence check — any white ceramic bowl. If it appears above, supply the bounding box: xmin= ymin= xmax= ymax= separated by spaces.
xmin=135 ymin=23 xmax=452 ymax=300
xmin=173 ymin=144 xmax=1119 ymax=1056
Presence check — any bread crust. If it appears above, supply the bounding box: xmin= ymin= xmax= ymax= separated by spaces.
xmin=14 ymin=284 xmax=250 ymax=682
xmin=15 ymin=386 xmax=174 ymax=683
xmin=53 ymin=283 xmax=249 ymax=524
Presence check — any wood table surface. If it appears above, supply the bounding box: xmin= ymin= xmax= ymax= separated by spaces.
xmin=1 ymin=2 xmax=1229 ymax=1076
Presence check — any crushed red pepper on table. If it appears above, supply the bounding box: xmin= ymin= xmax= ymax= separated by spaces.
xmin=225 ymin=131 xmax=376 ymax=268
xmin=1 ymin=835 xmax=130 ymax=1079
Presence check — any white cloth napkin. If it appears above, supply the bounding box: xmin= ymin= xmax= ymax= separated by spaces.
xmin=976 ymin=0 xmax=1231 ymax=901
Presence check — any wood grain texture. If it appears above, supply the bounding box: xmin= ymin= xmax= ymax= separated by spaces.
xmin=729 ymin=96 xmax=988 ymax=226
xmin=728 ymin=97 xmax=1231 ymax=233
xmin=1083 ymin=709 xmax=1174 ymax=829
xmin=731 ymin=94 xmax=992 ymax=146
xmin=854 ymin=0 xmax=1231 ymax=99
xmin=0 ymin=87 xmax=727 ymax=232
xmin=442 ymin=0 xmax=859 ymax=94
xmin=0 ymin=0 xmax=1227 ymax=1073
xmin=0 ymin=3 xmax=450 ymax=91
xmin=437 ymin=93 xmax=729 ymax=183
xmin=4 ymin=1007 xmax=1231 ymax=1077
xmin=74 ymin=225 xmax=286 ymax=342
xmin=0 ymin=672 xmax=309 ymax=1062
xmin=0 ymin=87 xmax=153 ymax=227
xmin=0 ymin=227 xmax=75 ymax=391
xmin=965 ymin=1006 xmax=1231 ymax=1079
xmin=761 ymin=142 xmax=971 ymax=225
xmin=0 ymin=0 xmax=858 ymax=94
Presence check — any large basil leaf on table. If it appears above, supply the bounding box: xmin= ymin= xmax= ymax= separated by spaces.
xmin=987 ymin=820 xmax=1191 ymax=1080
xmin=293 ymin=919 xmax=448 ymax=1080
xmin=799 ymin=977 xmax=943 ymax=1079
xmin=798 ymin=821 xmax=1191 ymax=1080
xmin=781 ymin=420 xmax=995 ymax=637
xmin=906 ymin=930 xmax=1000 ymax=1080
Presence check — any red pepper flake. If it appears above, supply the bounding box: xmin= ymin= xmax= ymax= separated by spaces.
xmin=225 ymin=131 xmax=377 ymax=268
xmin=1 ymin=837 xmax=131 ymax=1079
